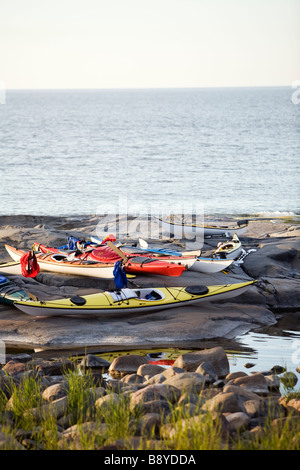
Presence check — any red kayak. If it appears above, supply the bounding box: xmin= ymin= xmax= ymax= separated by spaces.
xmin=33 ymin=243 xmax=186 ymax=277
xmin=148 ymin=359 xmax=175 ymax=366
xmin=123 ymin=256 xmax=185 ymax=276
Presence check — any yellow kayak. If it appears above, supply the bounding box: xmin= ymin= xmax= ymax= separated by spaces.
xmin=13 ymin=281 xmax=256 ymax=317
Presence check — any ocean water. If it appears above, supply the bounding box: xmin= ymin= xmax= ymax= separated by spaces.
xmin=0 ymin=87 xmax=299 ymax=217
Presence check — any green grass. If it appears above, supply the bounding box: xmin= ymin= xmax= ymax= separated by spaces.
xmin=0 ymin=369 xmax=299 ymax=450
xmin=232 ymin=413 xmax=300 ymax=450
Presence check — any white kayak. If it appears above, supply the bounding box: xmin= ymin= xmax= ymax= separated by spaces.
xmin=5 ymin=244 xmax=116 ymax=279
xmin=214 ymin=234 xmax=243 ymax=260
xmin=191 ymin=256 xmax=233 ymax=273
xmin=0 ymin=261 xmax=23 ymax=275
xmin=155 ymin=217 xmax=248 ymax=238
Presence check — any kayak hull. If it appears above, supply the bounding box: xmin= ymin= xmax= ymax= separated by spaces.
xmin=0 ymin=261 xmax=23 ymax=275
xmin=123 ymin=257 xmax=186 ymax=276
xmin=13 ymin=281 xmax=256 ymax=317
xmin=191 ymin=257 xmax=233 ymax=273
xmin=156 ymin=217 xmax=248 ymax=237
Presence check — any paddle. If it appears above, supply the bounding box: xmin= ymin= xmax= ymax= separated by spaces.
xmin=106 ymin=241 xmax=129 ymax=264
xmin=26 ymin=290 xmax=39 ymax=301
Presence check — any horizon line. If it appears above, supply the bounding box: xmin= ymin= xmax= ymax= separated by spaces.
xmin=3 ymin=84 xmax=292 ymax=92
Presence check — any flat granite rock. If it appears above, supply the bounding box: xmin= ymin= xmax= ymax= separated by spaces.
xmin=0 ymin=300 xmax=275 ymax=351
xmin=0 ymin=214 xmax=299 ymax=351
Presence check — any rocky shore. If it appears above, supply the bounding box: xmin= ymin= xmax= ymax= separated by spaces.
xmin=0 ymin=214 xmax=299 ymax=352
xmin=0 ymin=214 xmax=299 ymax=450
xmin=1 ymin=346 xmax=299 ymax=450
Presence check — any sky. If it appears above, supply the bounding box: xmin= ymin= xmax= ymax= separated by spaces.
xmin=0 ymin=0 xmax=299 ymax=89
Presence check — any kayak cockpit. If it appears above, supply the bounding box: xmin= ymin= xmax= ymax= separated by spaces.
xmin=109 ymin=288 xmax=165 ymax=303
xmin=137 ymin=288 xmax=165 ymax=301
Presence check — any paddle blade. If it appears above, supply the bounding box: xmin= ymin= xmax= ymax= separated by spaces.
xmin=106 ymin=241 xmax=128 ymax=263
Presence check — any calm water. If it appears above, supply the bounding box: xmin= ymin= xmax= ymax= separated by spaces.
xmin=0 ymin=87 xmax=299 ymax=216
xmin=99 ymin=315 xmax=300 ymax=393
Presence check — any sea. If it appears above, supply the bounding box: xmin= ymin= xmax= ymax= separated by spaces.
xmin=1 ymin=87 xmax=300 ymax=388
xmin=0 ymin=86 xmax=299 ymax=217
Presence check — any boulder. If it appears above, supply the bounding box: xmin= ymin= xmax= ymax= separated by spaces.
xmin=173 ymin=347 xmax=229 ymax=378
xmin=195 ymin=362 xmax=218 ymax=383
xmin=243 ymin=397 xmax=286 ymax=419
xmin=0 ymin=430 xmax=26 ymax=450
xmin=58 ymin=422 xmax=109 ymax=449
xmin=137 ymin=363 xmax=166 ymax=377
xmin=225 ymin=412 xmax=250 ymax=432
xmin=279 ymin=396 xmax=300 ymax=414
xmin=225 ymin=371 xmax=248 ymax=382
xmin=243 ymin=239 xmax=300 ymax=279
xmin=144 ymin=366 xmax=185 ymax=385
xmin=163 ymin=372 xmax=206 ymax=394
xmin=161 ymin=412 xmax=229 ymax=441
xmin=178 ymin=392 xmax=201 ymax=407
xmin=202 ymin=392 xmax=246 ymax=414
xmin=132 ymin=412 xmax=162 ymax=437
xmin=143 ymin=373 xmax=166 ymax=385
xmin=42 ymin=382 xmax=69 ymax=402
xmin=79 ymin=354 xmax=111 ymax=371
xmin=265 ymin=278 xmax=300 ymax=309
xmin=162 ymin=366 xmax=185 ymax=378
xmin=63 ymin=421 xmax=107 ymax=437
xmin=264 ymin=374 xmax=281 ymax=391
xmin=134 ymin=399 xmax=172 ymax=416
xmin=108 ymin=355 xmax=149 ymax=378
xmin=270 ymin=365 xmax=286 ymax=374
xmin=121 ymin=373 xmax=145 ymax=385
xmin=223 ymin=384 xmax=261 ymax=402
xmin=228 ymin=373 xmax=269 ymax=395
xmin=95 ymin=393 xmax=123 ymax=412
xmin=25 ymin=396 xmax=69 ymax=421
xmin=0 ymin=374 xmax=18 ymax=399
xmin=272 ymin=416 xmax=300 ymax=433
xmin=29 ymin=359 xmax=75 ymax=376
xmin=280 ymin=371 xmax=298 ymax=388
xmin=2 ymin=361 xmax=27 ymax=377
xmin=130 ymin=384 xmax=180 ymax=410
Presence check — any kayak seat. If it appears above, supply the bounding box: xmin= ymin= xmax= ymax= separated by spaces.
xmin=145 ymin=290 xmax=163 ymax=300
xmin=51 ymin=254 xmax=68 ymax=262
